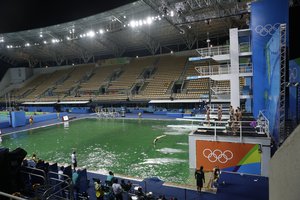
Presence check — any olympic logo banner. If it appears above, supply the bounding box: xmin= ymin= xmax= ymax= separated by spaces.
xmin=196 ymin=141 xmax=261 ymax=175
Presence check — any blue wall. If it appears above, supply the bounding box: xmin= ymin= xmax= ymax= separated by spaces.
xmin=251 ymin=0 xmax=289 ymax=117
xmin=11 ymin=111 xmax=26 ymax=128
xmin=27 ymin=106 xmax=55 ymax=112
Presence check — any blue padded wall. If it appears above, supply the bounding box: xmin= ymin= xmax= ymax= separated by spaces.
xmin=11 ymin=111 xmax=26 ymax=128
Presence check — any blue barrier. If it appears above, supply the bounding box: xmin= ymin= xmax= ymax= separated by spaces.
xmin=62 ymin=107 xmax=90 ymax=113
xmin=27 ymin=112 xmax=68 ymax=124
xmin=11 ymin=111 xmax=26 ymax=128
xmin=153 ymin=111 xmax=167 ymax=115
xmin=166 ymin=113 xmax=183 ymax=118
xmin=183 ymin=113 xmax=192 ymax=117
xmin=131 ymin=109 xmax=144 ymax=114
xmin=0 ymin=121 xmax=10 ymax=129
xmin=27 ymin=106 xmax=55 ymax=112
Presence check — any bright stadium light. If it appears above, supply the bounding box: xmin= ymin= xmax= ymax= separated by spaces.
xmin=43 ymin=41 xmax=47 ymax=44
xmin=170 ymin=10 xmax=174 ymax=17
xmin=87 ymin=30 xmax=95 ymax=38
xmin=25 ymin=43 xmax=30 ymax=47
xmin=99 ymin=29 xmax=104 ymax=34
xmin=146 ymin=17 xmax=153 ymax=25
xmin=0 ymin=37 xmax=4 ymax=43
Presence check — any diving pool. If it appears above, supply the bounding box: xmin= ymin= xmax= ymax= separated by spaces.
xmin=0 ymin=118 xmax=196 ymax=185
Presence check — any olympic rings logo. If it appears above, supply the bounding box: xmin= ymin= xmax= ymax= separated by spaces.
xmin=255 ymin=23 xmax=280 ymax=36
xmin=203 ymin=149 xmax=233 ymax=164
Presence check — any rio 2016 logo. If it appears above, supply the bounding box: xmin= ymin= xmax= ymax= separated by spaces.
xmin=203 ymin=149 xmax=233 ymax=164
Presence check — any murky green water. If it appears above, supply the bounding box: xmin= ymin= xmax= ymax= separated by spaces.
xmin=0 ymin=118 xmax=195 ymax=185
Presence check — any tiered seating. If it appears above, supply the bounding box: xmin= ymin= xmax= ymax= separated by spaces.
xmin=22 ymin=68 xmax=73 ymax=102
xmin=52 ymin=64 xmax=95 ymax=95
xmin=133 ymin=55 xmax=187 ymax=100
xmin=78 ymin=64 xmax=121 ymax=93
xmin=175 ymin=63 xmax=210 ymax=99
xmin=10 ymin=74 xmax=51 ymax=99
xmin=108 ymin=57 xmax=155 ymax=91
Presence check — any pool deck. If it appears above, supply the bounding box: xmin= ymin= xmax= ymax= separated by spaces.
xmin=0 ymin=113 xmax=269 ymax=200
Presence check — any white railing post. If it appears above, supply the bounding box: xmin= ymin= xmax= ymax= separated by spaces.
xmin=214 ymin=122 xmax=217 ymax=141
xmin=239 ymin=121 xmax=242 ymax=142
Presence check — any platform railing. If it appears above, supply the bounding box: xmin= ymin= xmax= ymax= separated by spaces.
xmin=175 ymin=118 xmax=262 ymax=141
xmin=194 ymin=63 xmax=253 ymax=76
xmin=257 ymin=111 xmax=270 ymax=137
xmin=196 ymin=45 xmax=230 ymax=57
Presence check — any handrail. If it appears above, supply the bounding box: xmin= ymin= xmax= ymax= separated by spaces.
xmin=0 ymin=192 xmax=27 ymax=200
xmin=22 ymin=165 xmax=47 ymax=180
xmin=194 ymin=63 xmax=253 ymax=76
xmin=257 ymin=111 xmax=270 ymax=137
xmin=196 ymin=45 xmax=230 ymax=57
xmin=181 ymin=119 xmax=266 ymax=140
xmin=44 ymin=171 xmax=73 ymax=200
xmin=20 ymin=171 xmax=46 ymax=185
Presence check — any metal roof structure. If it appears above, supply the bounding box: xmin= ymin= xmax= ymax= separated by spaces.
xmin=0 ymin=0 xmax=251 ymax=67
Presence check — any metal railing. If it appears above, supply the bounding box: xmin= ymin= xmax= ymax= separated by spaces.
xmin=196 ymin=45 xmax=230 ymax=57
xmin=0 ymin=192 xmax=27 ymax=200
xmin=257 ymin=111 xmax=270 ymax=137
xmin=194 ymin=63 xmax=253 ymax=76
xmin=174 ymin=118 xmax=264 ymax=142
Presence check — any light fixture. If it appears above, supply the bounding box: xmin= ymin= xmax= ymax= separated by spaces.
xmin=86 ymin=30 xmax=95 ymax=38
xmin=286 ymin=82 xmax=291 ymax=87
xmin=294 ymin=82 xmax=299 ymax=87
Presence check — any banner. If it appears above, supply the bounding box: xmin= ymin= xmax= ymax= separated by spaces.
xmin=196 ymin=140 xmax=261 ymax=175
xmin=289 ymin=58 xmax=300 ymax=122
xmin=251 ymin=0 xmax=288 ymax=117
xmin=265 ymin=29 xmax=281 ymax=143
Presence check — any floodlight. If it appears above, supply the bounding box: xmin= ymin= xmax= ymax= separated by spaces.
xmin=99 ymin=29 xmax=104 ymax=34
xmin=170 ymin=10 xmax=174 ymax=17
xmin=87 ymin=30 xmax=95 ymax=38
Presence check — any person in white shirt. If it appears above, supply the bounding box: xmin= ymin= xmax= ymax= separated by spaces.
xmin=71 ymin=151 xmax=77 ymax=170
xmin=112 ymin=178 xmax=123 ymax=200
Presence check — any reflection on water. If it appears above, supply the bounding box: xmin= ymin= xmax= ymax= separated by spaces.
xmin=140 ymin=158 xmax=186 ymax=165
xmin=156 ymin=148 xmax=186 ymax=154
xmin=0 ymin=118 xmax=193 ymax=185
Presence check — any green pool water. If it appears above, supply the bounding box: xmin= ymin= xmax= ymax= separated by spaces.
xmin=0 ymin=118 xmax=196 ymax=185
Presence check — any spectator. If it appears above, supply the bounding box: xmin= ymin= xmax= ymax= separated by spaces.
xmin=29 ymin=116 xmax=34 ymax=125
xmin=112 ymin=178 xmax=123 ymax=200
xmin=72 ymin=169 xmax=80 ymax=198
xmin=206 ymin=106 xmax=211 ymax=126
xmin=106 ymin=171 xmax=114 ymax=186
xmin=212 ymin=166 xmax=220 ymax=188
xmin=71 ymin=151 xmax=77 ymax=170
xmin=120 ymin=179 xmax=132 ymax=192
xmin=195 ymin=166 xmax=205 ymax=192
xmin=217 ymin=105 xmax=222 ymax=123
xmin=94 ymin=179 xmax=104 ymax=200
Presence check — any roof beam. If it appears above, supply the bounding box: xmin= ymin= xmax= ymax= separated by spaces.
xmin=0 ymin=54 xmax=18 ymax=66
xmin=142 ymin=0 xmax=197 ymax=49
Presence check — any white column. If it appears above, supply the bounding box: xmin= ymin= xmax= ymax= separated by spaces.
xmin=229 ymin=28 xmax=240 ymax=108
